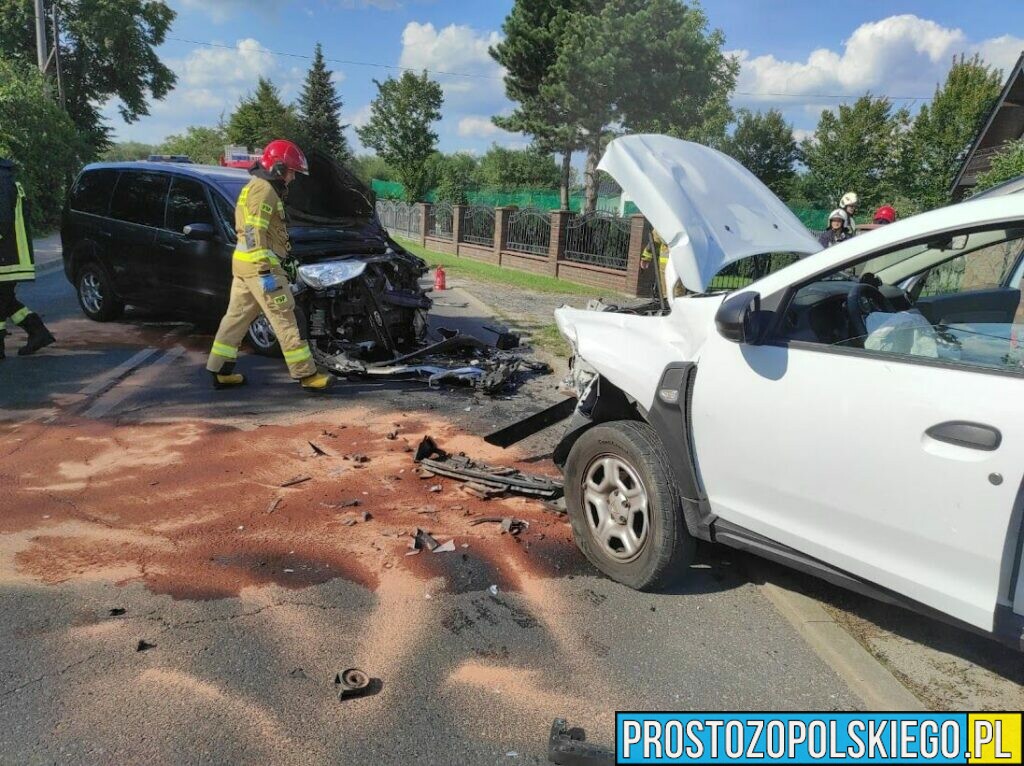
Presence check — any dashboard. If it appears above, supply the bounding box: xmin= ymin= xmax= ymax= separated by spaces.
xmin=778 ymin=279 xmax=913 ymax=345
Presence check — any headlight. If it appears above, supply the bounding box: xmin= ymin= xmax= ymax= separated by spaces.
xmin=297 ymin=261 xmax=367 ymax=290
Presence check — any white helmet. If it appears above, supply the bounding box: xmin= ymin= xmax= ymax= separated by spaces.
xmin=840 ymin=192 xmax=859 ymax=208
xmin=828 ymin=208 xmax=849 ymax=224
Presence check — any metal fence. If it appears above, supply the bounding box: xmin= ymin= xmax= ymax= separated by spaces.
xmin=505 ymin=207 xmax=551 ymax=256
xmin=376 ymin=200 xmax=421 ymax=239
xmin=706 ymin=252 xmax=801 ymax=290
xmin=563 ymin=211 xmax=631 ymax=270
xmin=460 ymin=205 xmax=495 ymax=247
xmin=427 ymin=202 xmax=454 ymax=240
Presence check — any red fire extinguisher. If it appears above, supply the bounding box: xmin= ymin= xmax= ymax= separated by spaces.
xmin=434 ymin=265 xmax=446 ymax=291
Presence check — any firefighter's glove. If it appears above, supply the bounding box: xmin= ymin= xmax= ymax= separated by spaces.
xmin=259 ymin=274 xmax=278 ymax=294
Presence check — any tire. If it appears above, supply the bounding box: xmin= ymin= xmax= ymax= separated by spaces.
xmin=564 ymin=421 xmax=694 ymax=590
xmin=246 ymin=314 xmax=281 ymax=357
xmin=76 ymin=261 xmax=125 ymax=321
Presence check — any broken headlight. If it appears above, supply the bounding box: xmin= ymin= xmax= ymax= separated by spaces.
xmin=297 ymin=261 xmax=367 ymax=290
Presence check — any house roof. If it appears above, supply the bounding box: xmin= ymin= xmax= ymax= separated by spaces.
xmin=951 ymin=51 xmax=1024 ymax=199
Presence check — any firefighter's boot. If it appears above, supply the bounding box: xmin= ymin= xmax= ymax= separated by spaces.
xmin=209 ymin=368 xmax=245 ymax=389
xmin=300 ymin=371 xmax=332 ymax=391
xmin=17 ymin=314 xmax=55 ymax=356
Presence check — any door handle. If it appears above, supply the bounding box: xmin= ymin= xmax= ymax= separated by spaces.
xmin=925 ymin=421 xmax=1001 ymax=451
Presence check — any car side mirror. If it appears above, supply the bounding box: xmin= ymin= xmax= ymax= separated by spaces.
xmin=715 ymin=290 xmax=763 ymax=344
xmin=183 ymin=223 xmax=215 ymax=241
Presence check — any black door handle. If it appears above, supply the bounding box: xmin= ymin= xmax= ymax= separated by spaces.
xmin=926 ymin=421 xmax=1002 ymax=451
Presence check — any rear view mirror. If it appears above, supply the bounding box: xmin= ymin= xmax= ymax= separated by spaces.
xmin=715 ymin=291 xmax=762 ymax=344
xmin=183 ymin=223 xmax=215 ymax=240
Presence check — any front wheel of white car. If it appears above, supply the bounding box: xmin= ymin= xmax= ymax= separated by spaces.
xmin=564 ymin=421 xmax=694 ymax=590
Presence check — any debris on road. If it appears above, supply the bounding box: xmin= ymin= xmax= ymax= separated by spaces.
xmin=547 ymin=718 xmax=615 ymax=765
xmin=414 ymin=436 xmax=563 ymax=499
xmin=334 ymin=668 xmax=372 ymax=701
xmin=433 ymin=539 xmax=456 ymax=553
xmin=361 ymin=511 xmax=372 ymax=522
xmin=108 ymin=608 xmax=126 ymax=617
xmin=307 ymin=441 xmax=330 ymax=457
xmin=428 ymin=484 xmax=443 ymax=493
xmin=411 ymin=528 xmax=440 ymax=552
xmin=484 ymin=396 xmax=578 ymax=448
xmin=288 ymin=668 xmax=308 ymax=679
xmin=266 ymin=497 xmax=282 ymax=514
xmin=280 ymin=475 xmax=312 ymax=488
xmin=322 ymin=499 xmax=361 ymax=509
xmin=136 ymin=640 xmax=156 ymax=652
xmin=469 ymin=516 xmax=529 ymax=535
xmin=488 ymin=584 xmax=499 ymax=596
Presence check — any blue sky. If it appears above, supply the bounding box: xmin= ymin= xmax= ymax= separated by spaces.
xmin=105 ymin=0 xmax=1024 ymax=154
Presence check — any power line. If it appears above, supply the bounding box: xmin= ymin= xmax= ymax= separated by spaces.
xmin=166 ymin=36 xmax=936 ymax=101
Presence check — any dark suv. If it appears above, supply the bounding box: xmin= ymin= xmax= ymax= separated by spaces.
xmin=60 ymin=155 xmax=429 ymax=357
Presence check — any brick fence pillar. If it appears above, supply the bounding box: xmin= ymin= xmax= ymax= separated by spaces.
xmin=494 ymin=206 xmax=513 ymax=267
xmin=549 ymin=209 xmax=571 ymax=278
xmin=452 ymin=204 xmax=466 ymax=255
xmin=625 ymin=214 xmax=649 ymax=297
xmin=417 ymin=202 xmax=430 ymax=247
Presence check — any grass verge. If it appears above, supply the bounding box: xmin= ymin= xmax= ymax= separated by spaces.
xmin=394 ymin=236 xmax=606 ymax=297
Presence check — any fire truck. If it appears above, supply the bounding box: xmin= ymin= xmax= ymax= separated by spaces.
xmin=219 ymin=146 xmax=260 ymax=169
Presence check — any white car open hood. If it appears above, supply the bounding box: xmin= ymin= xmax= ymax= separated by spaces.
xmin=599 ymin=135 xmax=822 ymax=293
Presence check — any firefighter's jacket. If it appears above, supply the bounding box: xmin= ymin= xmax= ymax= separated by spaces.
xmin=232 ymin=176 xmax=291 ymax=278
xmin=0 ymin=159 xmax=35 ymax=284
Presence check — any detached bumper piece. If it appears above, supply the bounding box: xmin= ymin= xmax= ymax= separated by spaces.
xmin=414 ymin=436 xmax=563 ymax=499
xmin=548 ymin=719 xmax=614 ymax=765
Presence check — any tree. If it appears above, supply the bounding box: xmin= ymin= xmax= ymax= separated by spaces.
xmin=720 ymin=109 xmax=798 ymax=197
xmin=101 ymin=141 xmax=157 ymax=161
xmin=0 ymin=0 xmax=176 ymax=157
xmin=0 ymin=59 xmax=85 ymax=228
xmin=491 ymin=0 xmax=587 ymax=209
xmin=159 ymin=125 xmax=228 ymax=165
xmin=356 ymin=71 xmax=443 ymax=203
xmin=973 ymin=139 xmax=1024 ymax=194
xmin=476 ymin=145 xmax=562 ymax=189
xmin=905 ymin=54 xmax=1003 ymax=208
xmin=800 ymin=95 xmax=910 ymax=211
xmin=350 ymin=155 xmax=397 ymax=184
xmin=227 ymin=78 xmax=302 ymax=152
xmin=297 ymin=43 xmax=351 ymax=162
xmin=546 ymin=0 xmax=737 ymax=210
xmin=432 ymin=153 xmax=478 ymax=204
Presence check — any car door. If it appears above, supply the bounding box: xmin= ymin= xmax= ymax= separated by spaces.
xmin=106 ymin=170 xmax=171 ymax=302
xmin=691 ymin=225 xmax=1024 ymax=634
xmin=155 ymin=176 xmax=230 ymax=315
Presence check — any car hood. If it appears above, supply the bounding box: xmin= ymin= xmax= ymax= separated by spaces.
xmin=284 ymin=148 xmax=375 ymax=226
xmin=599 ymin=135 xmax=821 ymax=293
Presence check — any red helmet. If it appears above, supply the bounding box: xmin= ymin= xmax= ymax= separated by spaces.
xmin=873 ymin=205 xmax=896 ymax=224
xmin=260 ymin=139 xmax=309 ymax=178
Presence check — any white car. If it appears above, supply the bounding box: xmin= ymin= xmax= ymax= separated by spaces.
xmin=552 ymin=135 xmax=1024 ymax=649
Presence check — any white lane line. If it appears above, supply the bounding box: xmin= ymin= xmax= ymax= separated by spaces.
xmin=79 ymin=347 xmax=160 ymax=396
xmin=83 ymin=346 xmax=187 ymax=420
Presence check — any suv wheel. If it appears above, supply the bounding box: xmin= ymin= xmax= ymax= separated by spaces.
xmin=76 ymin=262 xmax=125 ymax=321
xmin=564 ymin=421 xmax=694 ymax=590
xmin=247 ymin=315 xmax=281 ymax=357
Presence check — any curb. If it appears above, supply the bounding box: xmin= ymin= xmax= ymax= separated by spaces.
xmin=752 ymin=564 xmax=925 ymax=711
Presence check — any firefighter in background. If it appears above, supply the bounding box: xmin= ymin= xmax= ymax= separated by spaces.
xmin=839 ymin=191 xmax=859 ymax=233
xmin=640 ymin=228 xmax=669 ymax=298
xmin=0 ymin=159 xmax=55 ymax=360
xmin=205 ymin=140 xmax=331 ymax=391
xmin=873 ymin=205 xmax=896 ymax=225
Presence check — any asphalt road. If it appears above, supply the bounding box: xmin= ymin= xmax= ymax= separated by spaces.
xmin=2 ymin=267 xmax=869 ymax=764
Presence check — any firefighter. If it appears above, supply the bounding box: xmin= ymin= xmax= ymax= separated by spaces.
xmin=205 ymin=140 xmax=331 ymax=391
xmin=818 ymin=209 xmax=851 ymax=248
xmin=873 ymin=205 xmax=896 ymax=225
xmin=640 ymin=228 xmax=669 ymax=298
xmin=0 ymin=159 xmax=55 ymax=360
xmin=839 ymin=191 xmax=859 ymax=233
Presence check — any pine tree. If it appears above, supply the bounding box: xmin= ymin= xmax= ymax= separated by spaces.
xmin=298 ymin=43 xmax=351 ymax=162
xmin=227 ymin=78 xmax=302 ymax=152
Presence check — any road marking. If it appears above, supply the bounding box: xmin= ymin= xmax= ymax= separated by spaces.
xmin=753 ymin=565 xmax=925 ymax=711
xmin=79 ymin=347 xmax=160 ymax=396
xmin=83 ymin=346 xmax=187 ymax=420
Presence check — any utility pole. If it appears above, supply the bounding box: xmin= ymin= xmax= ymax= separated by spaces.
xmin=51 ymin=1 xmax=65 ymax=108
xmin=34 ymin=0 xmax=49 ymax=73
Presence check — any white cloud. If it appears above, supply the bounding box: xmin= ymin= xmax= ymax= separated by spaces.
xmin=398 ymin=22 xmax=505 ymax=104
xmin=731 ymin=14 xmax=1022 ymax=107
xmin=177 ymin=0 xmax=399 ymax=22
xmin=457 ymin=116 xmax=504 ymax=139
xmin=792 ymin=128 xmax=814 ymax=143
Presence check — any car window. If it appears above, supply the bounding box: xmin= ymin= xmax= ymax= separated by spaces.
xmin=780 ymin=222 xmax=1024 ymax=376
xmin=165 ymin=178 xmax=213 ymax=233
xmin=212 ymin=192 xmax=237 ymax=242
xmin=109 ymin=171 xmax=170 ymax=228
xmin=919 ymin=238 xmax=1024 ymax=296
xmin=69 ymin=169 xmax=118 ymax=216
